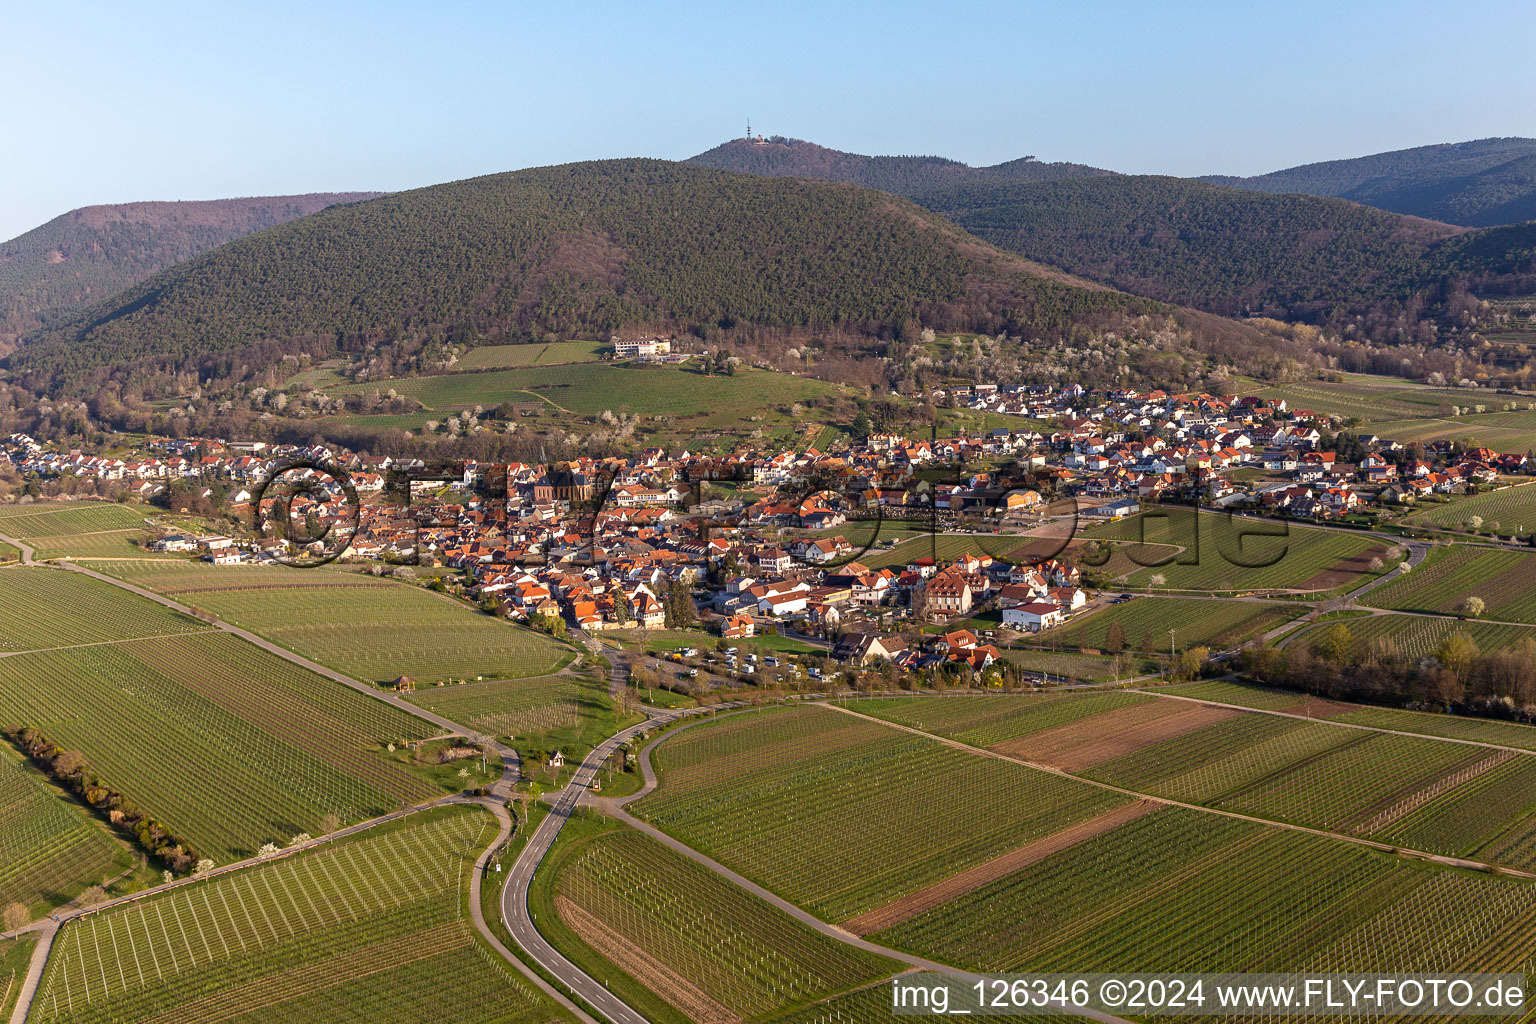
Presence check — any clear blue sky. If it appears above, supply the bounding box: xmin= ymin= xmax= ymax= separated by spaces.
xmin=4 ymin=0 xmax=1533 ymax=240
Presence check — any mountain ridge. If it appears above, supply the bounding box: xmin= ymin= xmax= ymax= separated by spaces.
xmin=0 ymin=192 xmax=383 ymax=348
xmin=9 ymin=159 xmax=1252 ymax=397
xmin=1202 ymin=137 xmax=1536 ymax=227
xmin=687 ymin=136 xmax=1112 ymax=196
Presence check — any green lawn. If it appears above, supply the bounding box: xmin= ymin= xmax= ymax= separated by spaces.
xmin=334 ymin=363 xmax=837 ymax=421
xmin=457 ymin=341 xmax=606 ymax=369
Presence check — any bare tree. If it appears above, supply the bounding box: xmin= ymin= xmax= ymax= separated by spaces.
xmin=3 ymin=902 xmax=28 ymax=931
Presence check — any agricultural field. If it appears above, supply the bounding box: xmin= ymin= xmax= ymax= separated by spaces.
xmin=1367 ymin=755 xmax=1536 ymax=863
xmin=1215 ymin=731 xmax=1489 ymax=832
xmin=0 ymin=566 xmax=210 ymax=650
xmin=863 ymin=688 xmax=1536 ymax=869
xmin=1161 ymin=677 xmax=1536 ymax=751
xmin=1054 ymin=596 xmax=1293 ymax=653
xmin=632 ymin=705 xmax=1129 ymax=922
xmin=1232 ymin=375 xmax=1482 ymax=424
xmin=1360 ymin=544 xmax=1536 ymax=622
xmin=402 ymin=676 xmax=619 ymax=760
xmin=871 ymin=804 xmax=1536 ymax=986
xmin=91 ymin=559 xmax=574 ymax=684
xmin=1403 ymin=481 xmax=1536 ymax=534
xmin=1156 ymin=678 xmax=1323 ymax=710
xmin=1075 ymin=699 xmax=1536 ymax=862
xmin=1089 ymin=510 xmax=1388 ymax=593
xmin=0 ymin=749 xmax=127 ymax=917
xmin=1083 ymin=712 xmax=1353 ymax=801
xmin=534 ymin=820 xmax=895 ymax=1024
xmin=457 ymin=340 xmax=606 ymax=369
xmin=30 ymin=806 xmax=564 ymax=1024
xmin=1293 ymin=612 xmax=1536 ymax=661
xmin=1331 ymin=705 xmax=1536 ymax=752
xmin=0 ymin=502 xmax=157 ymax=560
xmin=847 ymin=691 xmax=1152 ymax=749
xmin=333 ymin=363 xmax=837 ymax=424
xmin=998 ymin=648 xmax=1151 ymax=682
xmin=860 ymin=532 xmax=1028 ymax=570
xmin=1364 ymin=404 xmax=1536 ymax=452
xmin=0 ymin=632 xmax=440 ymax=863
xmin=0 ymin=937 xmax=37 ymax=1021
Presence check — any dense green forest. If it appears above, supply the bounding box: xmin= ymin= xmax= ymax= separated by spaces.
xmin=4 ymin=160 xmax=1188 ymax=396
xmin=1204 ymin=137 xmax=1536 ymax=228
xmin=0 ymin=193 xmax=380 ymax=346
xmin=687 ymin=137 xmax=1110 ymax=196
xmin=913 ymin=175 xmax=1467 ymax=319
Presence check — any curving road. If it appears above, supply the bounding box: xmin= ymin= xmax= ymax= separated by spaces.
xmin=580 ymin=706 xmax=1140 ymax=1024
xmin=499 ymin=697 xmax=688 ymax=1024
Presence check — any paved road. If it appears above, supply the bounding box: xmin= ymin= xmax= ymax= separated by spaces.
xmin=465 ymin=798 xmax=599 ymax=1024
xmin=582 ymin=708 xmax=1140 ymax=1024
xmin=499 ymin=699 xmax=692 ymax=1024
xmin=1260 ymin=537 xmax=1428 ymax=645
xmin=497 ymin=644 xmax=805 ymax=1024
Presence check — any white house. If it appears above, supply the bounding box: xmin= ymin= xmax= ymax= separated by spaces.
xmin=1002 ymin=602 xmax=1066 ymax=632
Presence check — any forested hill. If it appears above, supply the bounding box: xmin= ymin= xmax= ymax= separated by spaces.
xmin=1203 ymin=137 xmax=1536 ymax=228
xmin=7 ymin=159 xmax=1216 ymax=396
xmin=0 ymin=193 xmax=382 ymax=347
xmin=687 ymin=137 xmax=1111 ymax=196
xmin=914 ymin=175 xmax=1469 ymax=320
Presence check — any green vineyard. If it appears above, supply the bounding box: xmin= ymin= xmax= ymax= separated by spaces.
xmin=874 ymin=805 xmax=1536 ymax=999
xmin=93 ymin=560 xmax=573 ymax=684
xmin=0 ymin=750 xmax=126 ymax=916
xmin=545 ymin=827 xmax=893 ymax=1023
xmin=1361 ymin=545 xmax=1536 ymax=623
xmin=0 ymin=632 xmax=440 ymax=863
xmin=847 ymin=691 xmax=1150 ymax=748
xmin=633 ymin=706 xmax=1127 ymax=921
xmin=0 ymin=567 xmax=208 ymax=651
xmin=31 ymin=806 xmax=559 ymax=1024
